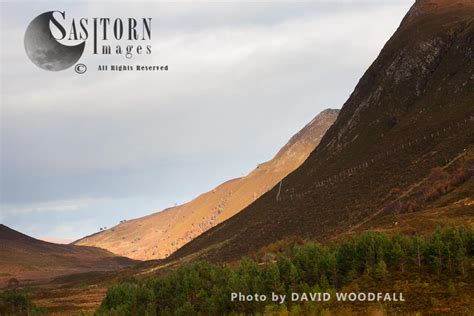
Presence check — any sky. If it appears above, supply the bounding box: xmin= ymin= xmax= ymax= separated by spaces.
xmin=0 ymin=0 xmax=414 ymax=242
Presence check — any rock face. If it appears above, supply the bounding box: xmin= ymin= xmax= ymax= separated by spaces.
xmin=0 ymin=224 xmax=137 ymax=285
xmin=75 ymin=109 xmax=339 ymax=260
xmin=164 ymin=0 xmax=474 ymax=264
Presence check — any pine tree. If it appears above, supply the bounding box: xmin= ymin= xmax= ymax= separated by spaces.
xmin=375 ymin=260 xmax=388 ymax=280
xmin=392 ymin=241 xmax=406 ymax=272
xmin=414 ymin=235 xmax=424 ymax=268
xmin=430 ymin=229 xmax=444 ymax=274
xmin=451 ymin=229 xmax=467 ymax=275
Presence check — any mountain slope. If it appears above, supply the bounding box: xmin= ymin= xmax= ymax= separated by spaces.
xmin=75 ymin=109 xmax=339 ymax=260
xmin=0 ymin=224 xmax=137 ymax=286
xmin=165 ymin=0 xmax=474 ymax=264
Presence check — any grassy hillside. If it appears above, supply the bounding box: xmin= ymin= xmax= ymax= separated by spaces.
xmin=0 ymin=225 xmax=137 ymax=286
xmin=346 ymin=149 xmax=474 ymax=238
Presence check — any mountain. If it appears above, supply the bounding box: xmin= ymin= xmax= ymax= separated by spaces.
xmin=74 ymin=109 xmax=339 ymax=260
xmin=0 ymin=224 xmax=137 ymax=286
xmin=163 ymin=0 xmax=474 ymax=264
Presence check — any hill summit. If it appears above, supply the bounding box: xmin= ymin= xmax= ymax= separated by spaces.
xmin=0 ymin=224 xmax=136 ymax=286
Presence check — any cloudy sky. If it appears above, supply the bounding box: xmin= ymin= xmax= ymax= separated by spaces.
xmin=0 ymin=0 xmax=413 ymax=242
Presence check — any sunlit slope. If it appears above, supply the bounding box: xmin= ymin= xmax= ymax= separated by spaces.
xmin=75 ymin=109 xmax=339 ymax=260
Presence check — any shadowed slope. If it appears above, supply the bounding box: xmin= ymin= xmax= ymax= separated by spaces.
xmin=165 ymin=0 xmax=474 ymax=264
xmin=0 ymin=225 xmax=137 ymax=286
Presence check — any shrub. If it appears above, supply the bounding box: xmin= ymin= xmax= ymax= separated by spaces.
xmin=0 ymin=290 xmax=46 ymax=316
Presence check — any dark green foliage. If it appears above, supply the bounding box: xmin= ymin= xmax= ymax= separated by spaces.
xmin=97 ymin=227 xmax=473 ymax=315
xmin=0 ymin=290 xmax=46 ymax=316
xmin=97 ymin=281 xmax=155 ymax=316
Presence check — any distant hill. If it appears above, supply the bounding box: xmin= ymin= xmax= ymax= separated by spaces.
xmin=0 ymin=224 xmax=137 ymax=286
xmin=164 ymin=0 xmax=474 ymax=264
xmin=74 ymin=109 xmax=339 ymax=260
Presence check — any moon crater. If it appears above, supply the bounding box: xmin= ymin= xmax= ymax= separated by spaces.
xmin=24 ymin=11 xmax=85 ymax=71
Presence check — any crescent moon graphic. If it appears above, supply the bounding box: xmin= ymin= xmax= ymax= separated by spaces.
xmin=24 ymin=11 xmax=85 ymax=71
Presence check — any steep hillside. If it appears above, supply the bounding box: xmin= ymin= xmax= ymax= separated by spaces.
xmin=166 ymin=0 xmax=474 ymax=264
xmin=0 ymin=225 xmax=137 ymax=286
xmin=75 ymin=109 xmax=339 ymax=260
xmin=346 ymin=148 xmax=474 ymax=237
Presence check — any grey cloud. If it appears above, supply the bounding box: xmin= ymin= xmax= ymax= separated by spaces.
xmin=1 ymin=0 xmax=413 ymax=239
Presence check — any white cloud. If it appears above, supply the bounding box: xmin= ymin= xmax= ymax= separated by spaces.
xmin=1 ymin=197 xmax=99 ymax=215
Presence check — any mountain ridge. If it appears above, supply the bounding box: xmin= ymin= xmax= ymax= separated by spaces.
xmin=161 ymin=0 xmax=474 ymax=264
xmin=75 ymin=108 xmax=339 ymax=260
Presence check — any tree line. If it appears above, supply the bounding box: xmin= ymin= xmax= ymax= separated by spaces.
xmin=96 ymin=226 xmax=474 ymax=315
